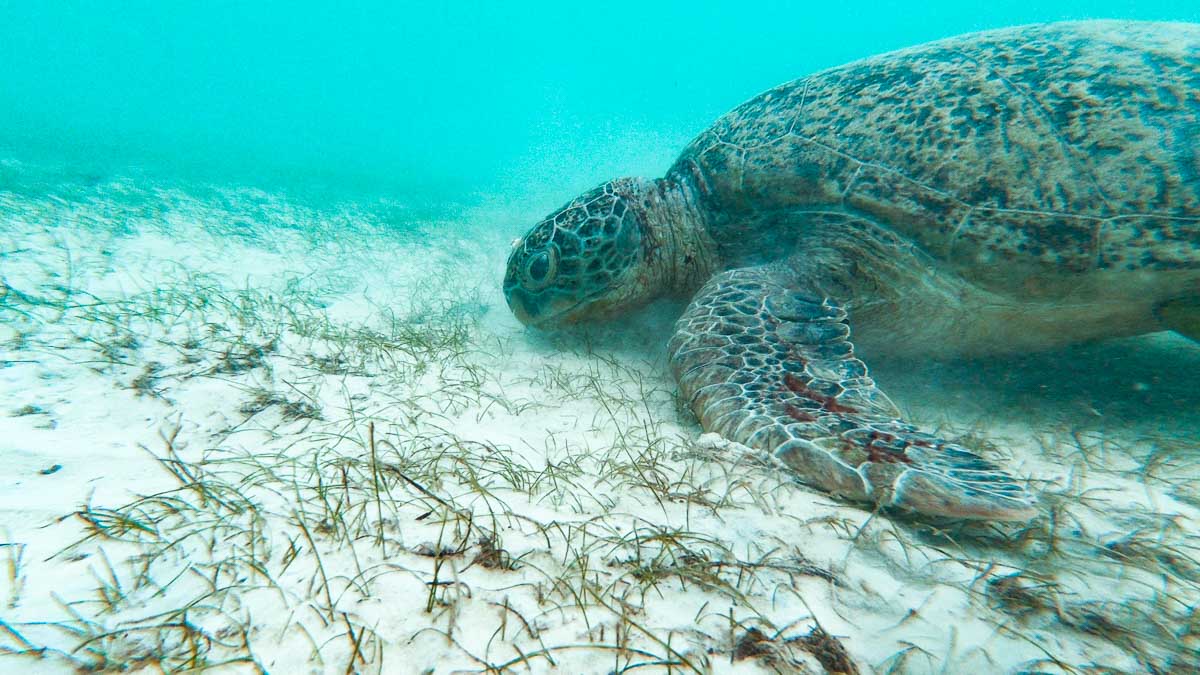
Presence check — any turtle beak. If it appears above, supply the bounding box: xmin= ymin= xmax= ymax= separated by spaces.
xmin=506 ymin=289 xmax=541 ymax=327
xmin=506 ymin=289 xmax=589 ymax=329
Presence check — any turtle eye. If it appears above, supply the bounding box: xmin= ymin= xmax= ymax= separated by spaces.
xmin=522 ymin=249 xmax=556 ymax=290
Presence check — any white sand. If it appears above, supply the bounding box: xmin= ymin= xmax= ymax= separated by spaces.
xmin=2 ymin=173 xmax=1199 ymax=673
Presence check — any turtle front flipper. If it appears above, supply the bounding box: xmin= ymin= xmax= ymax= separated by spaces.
xmin=668 ymin=267 xmax=1037 ymax=522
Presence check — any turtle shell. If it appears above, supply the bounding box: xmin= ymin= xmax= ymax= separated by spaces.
xmin=671 ymin=21 xmax=1200 ymax=280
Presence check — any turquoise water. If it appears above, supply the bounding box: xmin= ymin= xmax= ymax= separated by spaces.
xmin=5 ymin=5 xmax=1200 ymax=673
xmin=3 ymin=1 xmax=1200 ymax=206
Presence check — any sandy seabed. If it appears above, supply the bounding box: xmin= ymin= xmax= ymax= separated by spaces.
xmin=2 ymin=171 xmax=1199 ymax=674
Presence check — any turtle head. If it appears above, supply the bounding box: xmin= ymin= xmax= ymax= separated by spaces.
xmin=505 ymin=178 xmax=660 ymax=328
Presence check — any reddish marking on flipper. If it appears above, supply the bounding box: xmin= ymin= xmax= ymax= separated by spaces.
xmin=783 ymin=372 xmax=858 ymax=414
xmin=866 ymin=443 xmax=910 ymax=465
xmin=784 ymin=404 xmax=818 ymax=422
xmin=864 ymin=430 xmax=913 ymax=465
xmin=841 ymin=435 xmax=913 ymax=465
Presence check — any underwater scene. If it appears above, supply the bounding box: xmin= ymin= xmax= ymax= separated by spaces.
xmin=3 ymin=2 xmax=1200 ymax=673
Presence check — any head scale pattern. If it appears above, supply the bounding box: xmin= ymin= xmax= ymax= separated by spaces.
xmin=504 ymin=179 xmax=649 ymax=327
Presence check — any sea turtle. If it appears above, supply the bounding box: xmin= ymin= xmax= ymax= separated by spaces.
xmin=503 ymin=21 xmax=1200 ymax=522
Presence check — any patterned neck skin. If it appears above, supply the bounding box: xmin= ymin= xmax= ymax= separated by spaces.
xmin=638 ymin=174 xmax=720 ymax=299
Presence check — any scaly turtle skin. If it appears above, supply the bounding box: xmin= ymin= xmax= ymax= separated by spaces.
xmin=503 ymin=21 xmax=1200 ymax=521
